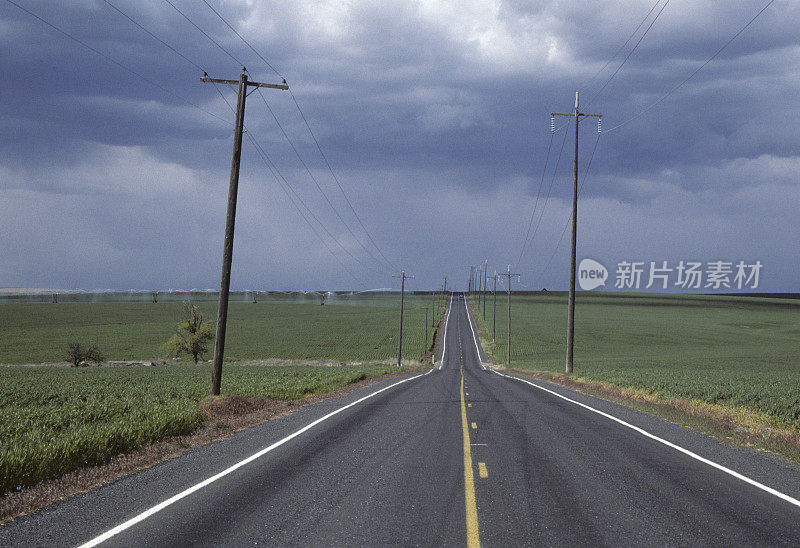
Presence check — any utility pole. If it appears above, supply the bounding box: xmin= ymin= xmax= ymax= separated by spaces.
xmin=392 ymin=271 xmax=414 ymax=367
xmin=482 ymin=261 xmax=488 ymax=321
xmin=552 ymin=91 xmax=601 ymax=375
xmin=424 ymin=307 xmax=429 ymax=352
xmin=490 ymin=274 xmax=498 ymax=343
xmin=203 ymin=70 xmax=288 ymax=396
xmin=498 ymin=266 xmax=520 ymax=366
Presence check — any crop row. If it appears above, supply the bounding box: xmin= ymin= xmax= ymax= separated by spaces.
xmin=0 ymin=363 xmax=400 ymax=494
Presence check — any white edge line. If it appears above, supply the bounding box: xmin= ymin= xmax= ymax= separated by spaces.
xmin=491 ymin=369 xmax=800 ymax=509
xmin=438 ymin=293 xmax=453 ymax=370
xmin=463 ymin=295 xmax=486 ymax=370
xmin=80 ymin=370 xmax=432 ymax=547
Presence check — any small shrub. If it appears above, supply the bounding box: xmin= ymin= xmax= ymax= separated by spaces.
xmin=67 ymin=342 xmax=104 ymax=367
xmin=164 ymin=304 xmax=214 ymax=364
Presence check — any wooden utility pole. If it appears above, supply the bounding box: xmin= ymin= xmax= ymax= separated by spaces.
xmin=482 ymin=261 xmax=488 ymax=321
xmin=424 ymin=307 xmax=429 ymax=352
xmin=498 ymin=266 xmax=520 ymax=366
xmin=203 ymin=71 xmax=288 ymax=396
xmin=490 ymin=274 xmax=498 ymax=343
xmin=552 ymin=91 xmax=601 ymax=375
xmin=392 ymin=272 xmax=414 ymax=367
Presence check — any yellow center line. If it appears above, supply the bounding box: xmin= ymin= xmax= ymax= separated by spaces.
xmin=461 ymin=366 xmax=481 ymax=547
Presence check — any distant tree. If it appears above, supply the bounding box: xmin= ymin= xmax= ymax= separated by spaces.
xmin=164 ymin=304 xmax=214 ymax=364
xmin=67 ymin=342 xmax=104 ymax=367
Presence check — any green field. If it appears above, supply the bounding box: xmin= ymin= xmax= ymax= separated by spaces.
xmin=473 ymin=292 xmax=800 ymax=428
xmin=0 ymin=293 xmax=445 ymax=364
xmin=0 ymin=292 xmax=446 ymax=494
xmin=0 ymin=363 xmax=400 ymax=493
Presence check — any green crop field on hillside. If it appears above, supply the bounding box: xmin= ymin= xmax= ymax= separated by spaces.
xmin=0 ymin=363 xmax=401 ymax=494
xmin=0 ymin=292 xmax=446 ymax=494
xmin=472 ymin=292 xmax=800 ymax=428
xmin=0 ymin=293 xmax=445 ymax=364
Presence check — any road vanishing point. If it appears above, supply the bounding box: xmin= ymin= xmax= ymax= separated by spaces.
xmin=2 ymin=294 xmax=800 ymax=546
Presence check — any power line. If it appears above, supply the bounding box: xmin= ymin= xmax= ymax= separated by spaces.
xmin=4 ymin=0 xmax=227 ymax=124
xmin=98 ymin=0 xmax=353 ymax=279
xmin=184 ymin=0 xmax=391 ymax=276
xmin=581 ymin=0 xmax=664 ymax=92
xmin=101 ymin=0 xmax=205 ymax=74
xmin=146 ymin=2 xmax=378 ymax=279
xmin=516 ymin=130 xmax=555 ymax=268
xmin=214 ymin=84 xmax=376 ymax=280
xmin=255 ymin=89 xmax=391 ymax=275
xmin=212 ymin=84 xmax=364 ymax=283
xmin=288 ymin=89 xmax=399 ymax=271
xmin=585 ymin=0 xmax=671 ymax=108
xmin=605 ymin=0 xmax=776 ymax=133
xmin=200 ymin=0 xmax=284 ymax=79
xmin=161 ymin=0 xmax=245 ymax=68
xmin=200 ymin=0 xmax=400 ymax=271
xmin=516 ymin=119 xmax=572 ymax=268
xmin=198 ymin=0 xmax=397 ymax=270
xmin=250 ymin=133 xmax=364 ymax=284
xmin=537 ymin=132 xmax=602 ymax=281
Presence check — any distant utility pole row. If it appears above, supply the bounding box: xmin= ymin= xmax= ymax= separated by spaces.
xmin=466 ymin=263 xmax=518 ymax=366
xmin=465 ymin=93 xmax=600 ymax=374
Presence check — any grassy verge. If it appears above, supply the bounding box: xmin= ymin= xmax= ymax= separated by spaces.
xmin=0 ymin=363 xmax=404 ymax=495
xmin=468 ymin=292 xmax=800 ymax=458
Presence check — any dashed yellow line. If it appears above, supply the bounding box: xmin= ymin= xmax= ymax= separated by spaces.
xmin=468 ymin=403 xmax=472 ymax=408
xmin=471 ymin=422 xmax=477 ymax=430
xmin=461 ymin=367 xmax=481 ymax=548
xmin=478 ymin=462 xmax=488 ymax=478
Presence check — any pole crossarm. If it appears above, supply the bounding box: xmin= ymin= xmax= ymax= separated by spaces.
xmin=201 ymin=76 xmax=289 ymax=90
xmin=552 ymin=112 xmax=602 ymax=117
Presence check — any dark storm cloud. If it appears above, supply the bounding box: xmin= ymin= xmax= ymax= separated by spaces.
xmin=0 ymin=0 xmax=798 ymax=291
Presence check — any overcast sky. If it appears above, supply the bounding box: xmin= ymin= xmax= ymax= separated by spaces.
xmin=1 ymin=0 xmax=798 ymax=292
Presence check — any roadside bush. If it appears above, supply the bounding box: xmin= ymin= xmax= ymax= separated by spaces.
xmin=164 ymin=304 xmax=214 ymax=364
xmin=67 ymin=342 xmax=104 ymax=367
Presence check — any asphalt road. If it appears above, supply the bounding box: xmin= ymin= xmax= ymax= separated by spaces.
xmin=3 ymin=293 xmax=800 ymax=546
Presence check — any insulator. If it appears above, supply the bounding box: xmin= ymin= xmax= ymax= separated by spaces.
xmin=597 ymin=118 xmax=602 ymax=134
xmin=550 ymin=116 xmax=555 ymax=133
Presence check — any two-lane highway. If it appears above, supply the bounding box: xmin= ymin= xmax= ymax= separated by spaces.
xmin=2 ymin=293 xmax=800 ymax=546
